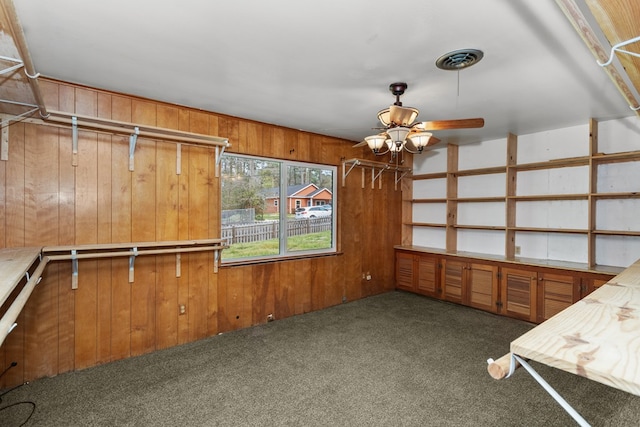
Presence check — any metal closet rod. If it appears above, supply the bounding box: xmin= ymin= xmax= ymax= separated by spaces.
xmin=44 ymin=110 xmax=230 ymax=148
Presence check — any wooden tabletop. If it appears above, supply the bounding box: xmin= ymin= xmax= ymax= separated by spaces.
xmin=511 ymin=258 xmax=640 ymax=396
xmin=0 ymin=247 xmax=42 ymax=307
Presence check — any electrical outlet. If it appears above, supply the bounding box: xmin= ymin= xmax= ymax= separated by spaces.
xmin=366 ymin=272 xmax=372 ymax=281
xmin=515 ymin=246 xmax=521 ymax=255
xmin=179 ymin=304 xmax=186 ymax=315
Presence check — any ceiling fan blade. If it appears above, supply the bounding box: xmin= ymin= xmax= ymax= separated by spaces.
xmin=415 ymin=118 xmax=484 ymax=131
xmin=353 ymin=140 xmax=368 ymax=148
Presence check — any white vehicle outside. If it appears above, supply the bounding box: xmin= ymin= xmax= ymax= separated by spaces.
xmin=295 ymin=206 xmax=332 ymax=219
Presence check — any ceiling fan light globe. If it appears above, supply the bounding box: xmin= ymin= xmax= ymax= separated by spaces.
xmin=408 ymin=131 xmax=433 ymax=148
xmin=386 ymin=126 xmax=411 ymax=145
xmin=365 ymin=134 xmax=387 ymax=152
xmin=389 ymin=105 xmax=419 ymax=126
xmin=377 ymin=108 xmax=391 ymax=126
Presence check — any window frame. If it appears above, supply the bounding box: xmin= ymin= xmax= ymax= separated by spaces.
xmin=220 ymin=153 xmax=337 ymax=264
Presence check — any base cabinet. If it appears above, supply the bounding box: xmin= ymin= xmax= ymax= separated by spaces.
xmin=537 ymin=272 xmax=579 ymax=323
xmin=417 ymin=254 xmax=441 ymax=298
xmin=397 ymin=249 xmax=616 ymax=324
xmin=441 ymin=260 xmax=499 ymax=313
xmin=395 ymin=252 xmax=441 ymax=297
xmin=395 ymin=251 xmax=416 ymax=292
xmin=500 ymin=267 xmax=538 ymax=322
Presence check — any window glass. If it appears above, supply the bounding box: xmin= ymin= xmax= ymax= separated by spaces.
xmin=221 ymin=154 xmax=336 ymax=261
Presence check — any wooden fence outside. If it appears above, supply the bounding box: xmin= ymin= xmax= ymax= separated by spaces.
xmin=221 ymin=217 xmax=332 ymax=244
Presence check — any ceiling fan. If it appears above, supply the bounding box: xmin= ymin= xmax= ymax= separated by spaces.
xmin=354 ymin=82 xmax=484 ymax=156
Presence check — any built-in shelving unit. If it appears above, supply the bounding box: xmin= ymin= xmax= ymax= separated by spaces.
xmin=405 ymin=118 xmax=640 ymax=271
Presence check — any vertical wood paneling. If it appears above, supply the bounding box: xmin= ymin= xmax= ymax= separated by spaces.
xmin=130 ymin=97 xmax=159 ymax=357
xmin=155 ymin=105 xmax=180 ymax=349
xmin=1 ymin=79 xmax=380 ymax=388
xmin=3 ymin=121 xmax=26 ymax=385
xmin=110 ymin=96 xmax=132 ymax=361
xmin=74 ymin=120 xmax=99 ymax=369
xmin=294 ymin=260 xmax=312 ymax=315
xmin=176 ymin=110 xmax=191 ymax=345
xmin=57 ymin=84 xmax=76 ymax=374
xmin=187 ymin=112 xmax=211 ymax=341
xmin=275 ymin=261 xmax=295 ymax=319
xmin=252 ymin=263 xmax=277 ymax=324
xmin=22 ymin=123 xmax=59 ymax=380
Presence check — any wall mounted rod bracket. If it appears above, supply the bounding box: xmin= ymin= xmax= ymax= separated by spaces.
xmin=72 ymin=116 xmax=78 ymax=166
xmin=129 ymin=127 xmax=139 ymax=171
xmin=597 ymin=35 xmax=640 ymax=67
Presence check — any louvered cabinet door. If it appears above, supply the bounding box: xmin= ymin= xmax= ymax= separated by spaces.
xmin=537 ymin=272 xmax=579 ymax=322
xmin=442 ymin=259 xmax=466 ymax=304
xmin=500 ymin=267 xmax=537 ymax=322
xmin=416 ymin=255 xmax=440 ymax=298
xmin=468 ymin=263 xmax=498 ymax=313
xmin=395 ymin=251 xmax=416 ymax=292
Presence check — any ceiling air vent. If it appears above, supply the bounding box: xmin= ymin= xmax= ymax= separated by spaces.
xmin=436 ymin=49 xmax=484 ymax=70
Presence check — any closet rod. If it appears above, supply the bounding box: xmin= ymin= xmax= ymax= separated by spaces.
xmin=42 ymin=110 xmax=230 ymax=148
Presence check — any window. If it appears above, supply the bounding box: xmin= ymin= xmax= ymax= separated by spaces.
xmin=220 ymin=154 xmax=336 ymax=262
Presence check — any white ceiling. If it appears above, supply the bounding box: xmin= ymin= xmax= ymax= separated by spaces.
xmin=11 ymin=0 xmax=638 ymax=146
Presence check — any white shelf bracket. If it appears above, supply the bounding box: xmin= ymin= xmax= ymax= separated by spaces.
xmin=215 ymin=142 xmax=229 ymax=177
xmin=395 ymin=169 xmax=410 ymax=190
xmin=597 ymin=35 xmax=640 ymax=67
xmin=214 ymin=249 xmax=220 ymax=273
xmin=0 ymin=55 xmax=24 ymax=75
xmin=176 ymin=143 xmax=182 ymax=175
xmin=128 ymin=247 xmax=139 ymax=283
xmin=71 ymin=249 xmax=78 ymax=290
xmin=342 ymin=160 xmax=360 ymax=187
xmin=72 ymin=116 xmax=78 ymax=166
xmin=372 ymin=166 xmax=386 ymax=189
xmin=0 ymin=113 xmax=8 ymax=161
xmin=129 ymin=127 xmax=139 ymax=171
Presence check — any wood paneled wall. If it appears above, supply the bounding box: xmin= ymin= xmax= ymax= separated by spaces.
xmin=0 ymin=79 xmax=403 ymax=387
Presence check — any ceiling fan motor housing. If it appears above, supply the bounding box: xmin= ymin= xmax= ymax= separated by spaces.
xmin=389 ymin=82 xmax=408 ymax=105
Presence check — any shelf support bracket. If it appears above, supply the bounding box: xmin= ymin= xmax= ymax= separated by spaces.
xmin=71 ymin=249 xmax=78 ymax=290
xmin=128 ymin=247 xmax=138 ymax=283
xmin=0 ymin=55 xmax=24 ymax=75
xmin=72 ymin=116 xmax=78 ymax=166
xmin=215 ymin=143 xmax=228 ymax=177
xmin=372 ymin=166 xmax=386 ymax=189
xmin=342 ymin=160 xmax=360 ymax=187
xmin=597 ymin=35 xmax=640 ymax=67
xmin=395 ymin=169 xmax=410 ymax=190
xmin=129 ymin=127 xmax=139 ymax=171
xmin=176 ymin=143 xmax=182 ymax=175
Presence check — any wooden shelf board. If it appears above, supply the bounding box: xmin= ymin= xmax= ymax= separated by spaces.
xmin=592 ymin=230 xmax=640 ymax=236
xmin=412 ymin=171 xmax=447 ymax=180
xmin=509 ymin=227 xmax=588 ymax=234
xmin=411 ymin=198 xmax=447 ymax=203
xmin=509 ymin=193 xmax=589 ymax=201
xmin=592 ymin=151 xmax=640 ymax=164
xmin=453 ymin=166 xmax=507 ymax=177
xmin=591 ymin=192 xmax=640 ymax=199
xmin=408 ymin=222 xmax=447 ymax=228
xmin=511 ymin=156 xmax=590 ymax=171
xmin=453 ymin=225 xmax=506 ymax=231
xmin=452 ymin=197 xmax=505 ymax=203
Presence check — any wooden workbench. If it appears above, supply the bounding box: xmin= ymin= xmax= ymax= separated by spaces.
xmin=509 ymin=258 xmax=640 ymax=396
xmin=0 ymin=247 xmax=42 ymax=308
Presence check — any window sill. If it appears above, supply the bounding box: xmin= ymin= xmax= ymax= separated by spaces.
xmin=221 ymin=251 xmax=343 ymax=268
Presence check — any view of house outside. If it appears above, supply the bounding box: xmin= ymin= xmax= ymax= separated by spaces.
xmin=220 ymin=154 xmax=336 ymax=261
